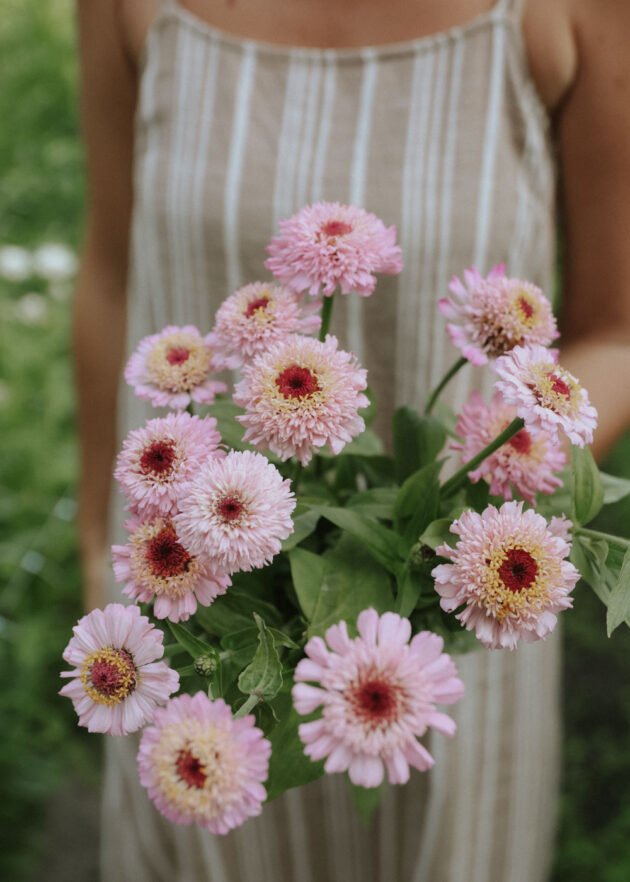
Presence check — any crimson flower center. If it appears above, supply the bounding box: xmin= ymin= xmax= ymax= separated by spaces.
xmin=508 ymin=428 xmax=532 ymax=455
xmin=352 ymin=677 xmax=399 ymax=725
xmin=275 ymin=364 xmax=320 ymax=400
xmin=166 ymin=346 xmax=191 ymax=365
xmin=548 ymin=373 xmax=571 ymax=398
xmin=146 ymin=525 xmax=192 ymax=578
xmin=321 ymin=220 xmax=353 ymax=237
xmin=498 ymin=548 xmax=539 ymax=592
xmin=216 ymin=494 xmax=246 ymax=523
xmin=140 ymin=440 xmax=177 ymax=476
xmin=175 ymin=748 xmax=207 ymax=789
xmin=89 ymin=649 xmax=137 ymax=698
xmin=244 ymin=296 xmax=270 ymax=318
xmin=518 ymin=296 xmax=534 ymax=319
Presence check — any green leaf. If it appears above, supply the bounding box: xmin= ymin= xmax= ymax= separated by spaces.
xmin=571 ymin=445 xmax=604 ymax=526
xmin=346 ymin=487 xmax=398 ymax=519
xmin=265 ymin=688 xmax=325 ymax=800
xmin=289 ymin=548 xmax=326 ymax=620
xmin=349 ymin=782 xmax=385 ymax=825
xmin=167 ymin=621 xmax=217 ymax=661
xmin=418 ymin=518 xmax=455 ymax=550
xmin=317 ymin=506 xmax=403 ymax=574
xmin=281 ymin=509 xmax=321 ymax=551
xmin=394 ymin=567 xmax=425 ymax=618
xmin=606 ymin=548 xmax=630 ymax=636
xmin=196 ymin=586 xmax=283 ymax=638
xmin=221 ymin=626 xmax=299 ymax=652
xmin=571 ymin=536 xmax=611 ymax=606
xmin=237 ymin=614 xmax=283 ymax=701
xmin=394 ymin=462 xmax=441 ymax=545
xmin=601 ymin=471 xmax=630 ymax=505
xmin=317 ymin=427 xmax=384 ymax=458
xmin=392 ymin=407 xmax=446 ymax=482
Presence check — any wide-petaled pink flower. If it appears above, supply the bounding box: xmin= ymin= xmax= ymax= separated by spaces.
xmin=59 ymin=604 xmax=179 ymax=735
xmin=292 ymin=609 xmax=464 ymax=788
xmin=234 ymin=334 xmax=368 ymax=465
xmin=494 ymin=344 xmax=598 ymax=447
xmin=114 ymin=413 xmax=223 ymax=517
xmin=265 ymin=202 xmax=403 ymax=297
xmin=124 ymin=325 xmax=226 ymax=409
xmin=439 ymin=265 xmax=559 ymax=365
xmin=432 ymin=502 xmax=578 ymax=650
xmin=112 ymin=516 xmax=231 ymax=623
xmin=207 ymin=282 xmax=321 ymax=370
xmin=454 ymin=390 xmax=566 ymax=504
xmin=174 ymin=450 xmax=295 ymax=573
xmin=137 ymin=692 xmax=271 ymax=834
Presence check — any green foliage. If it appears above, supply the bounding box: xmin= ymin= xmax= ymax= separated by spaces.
xmin=237 ymin=614 xmax=283 ymax=702
xmin=571 ymin=445 xmax=604 ymax=526
xmin=392 ymin=407 xmax=446 ymax=482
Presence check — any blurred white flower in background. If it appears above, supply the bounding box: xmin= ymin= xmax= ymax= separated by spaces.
xmin=0 ymin=245 xmax=32 ymax=282
xmin=13 ymin=292 xmax=49 ymax=325
xmin=33 ymin=243 xmax=78 ymax=281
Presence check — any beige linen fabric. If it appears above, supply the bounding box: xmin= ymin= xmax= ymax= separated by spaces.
xmin=103 ymin=0 xmax=561 ymax=878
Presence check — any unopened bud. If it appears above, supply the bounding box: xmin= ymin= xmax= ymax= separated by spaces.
xmin=409 ymin=542 xmax=436 ymax=570
xmin=194 ymin=653 xmax=219 ymax=677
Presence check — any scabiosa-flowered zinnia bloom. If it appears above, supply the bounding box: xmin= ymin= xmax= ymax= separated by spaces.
xmin=438 ymin=265 xmax=559 ymax=365
xmin=124 ymin=325 xmax=226 ymax=410
xmin=114 ymin=412 xmax=223 ymax=518
xmin=112 ymin=516 xmax=231 ymax=623
xmin=293 ymin=609 xmax=464 ymax=787
xmin=454 ymin=390 xmax=566 ymax=504
xmin=207 ymin=282 xmax=321 ymax=370
xmin=137 ymin=692 xmax=271 ymax=834
xmin=174 ymin=450 xmax=295 ymax=573
xmin=432 ymin=501 xmax=578 ymax=650
xmin=494 ymin=343 xmax=598 ymax=447
xmin=233 ymin=334 xmax=369 ymax=465
xmin=59 ymin=604 xmax=179 ymax=736
xmin=265 ymin=202 xmax=403 ymax=297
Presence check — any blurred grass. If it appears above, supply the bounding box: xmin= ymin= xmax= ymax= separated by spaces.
xmin=0 ymin=2 xmax=629 ymax=880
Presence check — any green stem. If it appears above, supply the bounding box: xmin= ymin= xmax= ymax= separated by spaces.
xmin=442 ymin=417 xmax=525 ymax=499
xmin=424 ymin=357 xmax=468 ymax=415
xmin=235 ymin=693 xmax=261 ymax=719
xmin=319 ymin=296 xmax=334 ymax=341
xmin=576 ymin=528 xmax=630 ymax=548
xmin=291 ymin=460 xmax=303 ymax=493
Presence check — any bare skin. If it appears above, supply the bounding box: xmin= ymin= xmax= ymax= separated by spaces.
xmin=75 ymin=0 xmax=630 ymax=607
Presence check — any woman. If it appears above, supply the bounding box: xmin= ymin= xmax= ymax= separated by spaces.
xmin=74 ymin=0 xmax=630 ymax=879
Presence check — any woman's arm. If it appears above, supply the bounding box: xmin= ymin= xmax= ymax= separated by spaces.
xmin=74 ymin=1 xmax=137 ymax=609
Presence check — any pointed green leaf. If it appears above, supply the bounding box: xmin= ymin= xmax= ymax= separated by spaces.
xmin=281 ymin=509 xmax=321 ymax=551
xmin=237 ymin=614 xmax=283 ymax=700
xmin=606 ymin=548 xmax=630 ymax=636
xmin=394 ymin=567 xmax=425 ymax=617
xmin=394 ymin=461 xmax=441 ymax=545
xmin=317 ymin=506 xmax=402 ymax=574
xmin=347 ymin=487 xmax=398 ymax=519
xmin=289 ymin=548 xmax=326 ymax=620
xmin=571 ymin=445 xmax=604 ymax=526
xmin=601 ymin=472 xmax=630 ymax=505
xmin=392 ymin=407 xmax=446 ymax=482
xmin=265 ymin=688 xmax=325 ymax=800
xmin=418 ymin=518 xmax=455 ymax=550
xmin=349 ymin=782 xmax=384 ymax=825
xmin=167 ymin=621 xmax=217 ymax=661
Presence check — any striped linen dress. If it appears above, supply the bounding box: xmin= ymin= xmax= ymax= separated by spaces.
xmin=103 ymin=0 xmax=561 ymax=878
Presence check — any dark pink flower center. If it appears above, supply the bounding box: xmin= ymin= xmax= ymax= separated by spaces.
xmin=244 ymin=295 xmax=270 ymax=318
xmin=166 ymin=346 xmax=191 ymax=365
xmin=498 ymin=548 xmax=539 ymax=592
xmin=508 ymin=428 xmax=532 ymax=455
xmin=353 ymin=677 xmax=399 ymax=725
xmin=146 ymin=525 xmax=191 ymax=578
xmin=548 ymin=373 xmax=571 ymax=398
xmin=321 ymin=220 xmax=353 ymax=237
xmin=275 ymin=364 xmax=320 ymax=399
xmin=89 ymin=649 xmax=137 ymax=699
xmin=140 ymin=440 xmax=177 ymax=476
xmin=216 ymin=494 xmax=246 ymax=523
xmin=518 ymin=297 xmax=534 ymax=319
xmin=175 ymin=749 xmax=207 ymax=789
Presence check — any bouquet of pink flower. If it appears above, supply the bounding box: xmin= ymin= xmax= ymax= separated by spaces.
xmin=61 ymin=202 xmax=630 ymax=833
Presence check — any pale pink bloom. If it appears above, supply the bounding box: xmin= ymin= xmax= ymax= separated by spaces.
xmin=494 ymin=344 xmax=598 ymax=447
xmin=137 ymin=692 xmax=271 ymax=834
xmin=59 ymin=604 xmax=179 ymax=736
xmin=112 ymin=516 xmax=231 ymax=623
xmin=265 ymin=202 xmax=403 ymax=297
xmin=293 ymin=609 xmax=464 ymax=788
xmin=174 ymin=450 xmax=295 ymax=574
xmin=114 ymin=413 xmax=223 ymax=518
xmin=439 ymin=265 xmax=559 ymax=365
xmin=454 ymin=390 xmax=566 ymax=504
xmin=234 ymin=334 xmax=368 ymax=465
xmin=125 ymin=325 xmax=226 ymax=410
xmin=207 ymin=282 xmax=321 ymax=370
xmin=432 ymin=501 xmax=578 ymax=650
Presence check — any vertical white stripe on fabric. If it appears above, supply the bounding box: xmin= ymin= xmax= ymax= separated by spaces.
xmin=196 ymin=828 xmax=230 ymax=882
xmin=296 ymin=61 xmax=323 ymax=207
xmin=223 ymin=44 xmax=257 ymax=293
xmin=378 ymin=784 xmax=397 ymax=881
xmin=311 ymin=57 xmax=337 ymax=202
xmin=284 ymin=788 xmax=314 ymax=882
xmin=347 ymin=49 xmax=378 ymax=362
xmin=410 ymin=721 xmax=449 ymax=882
xmin=272 ymin=58 xmax=309 ymax=228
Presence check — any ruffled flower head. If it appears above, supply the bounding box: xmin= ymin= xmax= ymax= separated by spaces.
xmin=174 ymin=450 xmax=295 ymax=574
xmin=494 ymin=344 xmax=598 ymax=447
xmin=124 ymin=325 xmax=226 ymax=409
xmin=234 ymin=334 xmax=368 ymax=465
xmin=60 ymin=604 xmax=179 ymax=735
xmin=432 ymin=502 xmax=578 ymax=650
xmin=439 ymin=266 xmax=559 ymax=365
xmin=112 ymin=516 xmax=231 ymax=623
xmin=454 ymin=390 xmax=566 ymax=504
xmin=208 ymin=282 xmax=321 ymax=370
xmin=114 ymin=413 xmax=223 ymax=517
xmin=293 ymin=609 xmax=464 ymax=788
xmin=137 ymin=693 xmax=271 ymax=834
xmin=265 ymin=202 xmax=403 ymax=297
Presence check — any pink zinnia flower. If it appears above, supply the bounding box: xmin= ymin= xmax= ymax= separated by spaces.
xmin=124 ymin=325 xmax=226 ymax=410
xmin=137 ymin=692 xmax=271 ymax=834
xmin=439 ymin=265 xmax=559 ymax=365
xmin=432 ymin=501 xmax=578 ymax=650
xmin=112 ymin=516 xmax=231 ymax=623
xmin=207 ymin=282 xmax=321 ymax=370
xmin=234 ymin=334 xmax=368 ymax=465
xmin=265 ymin=202 xmax=403 ymax=297
xmin=494 ymin=344 xmax=598 ymax=447
xmin=114 ymin=413 xmax=223 ymax=518
xmin=174 ymin=450 xmax=295 ymax=574
xmin=59 ymin=604 xmax=179 ymax=736
xmin=293 ymin=609 xmax=464 ymax=788
xmin=454 ymin=390 xmax=566 ymax=504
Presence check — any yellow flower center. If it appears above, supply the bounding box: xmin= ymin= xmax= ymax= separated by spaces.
xmin=80 ymin=647 xmax=138 ymax=706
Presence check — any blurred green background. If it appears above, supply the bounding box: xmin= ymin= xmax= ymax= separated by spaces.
xmin=1 ymin=2 xmax=629 ymax=880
